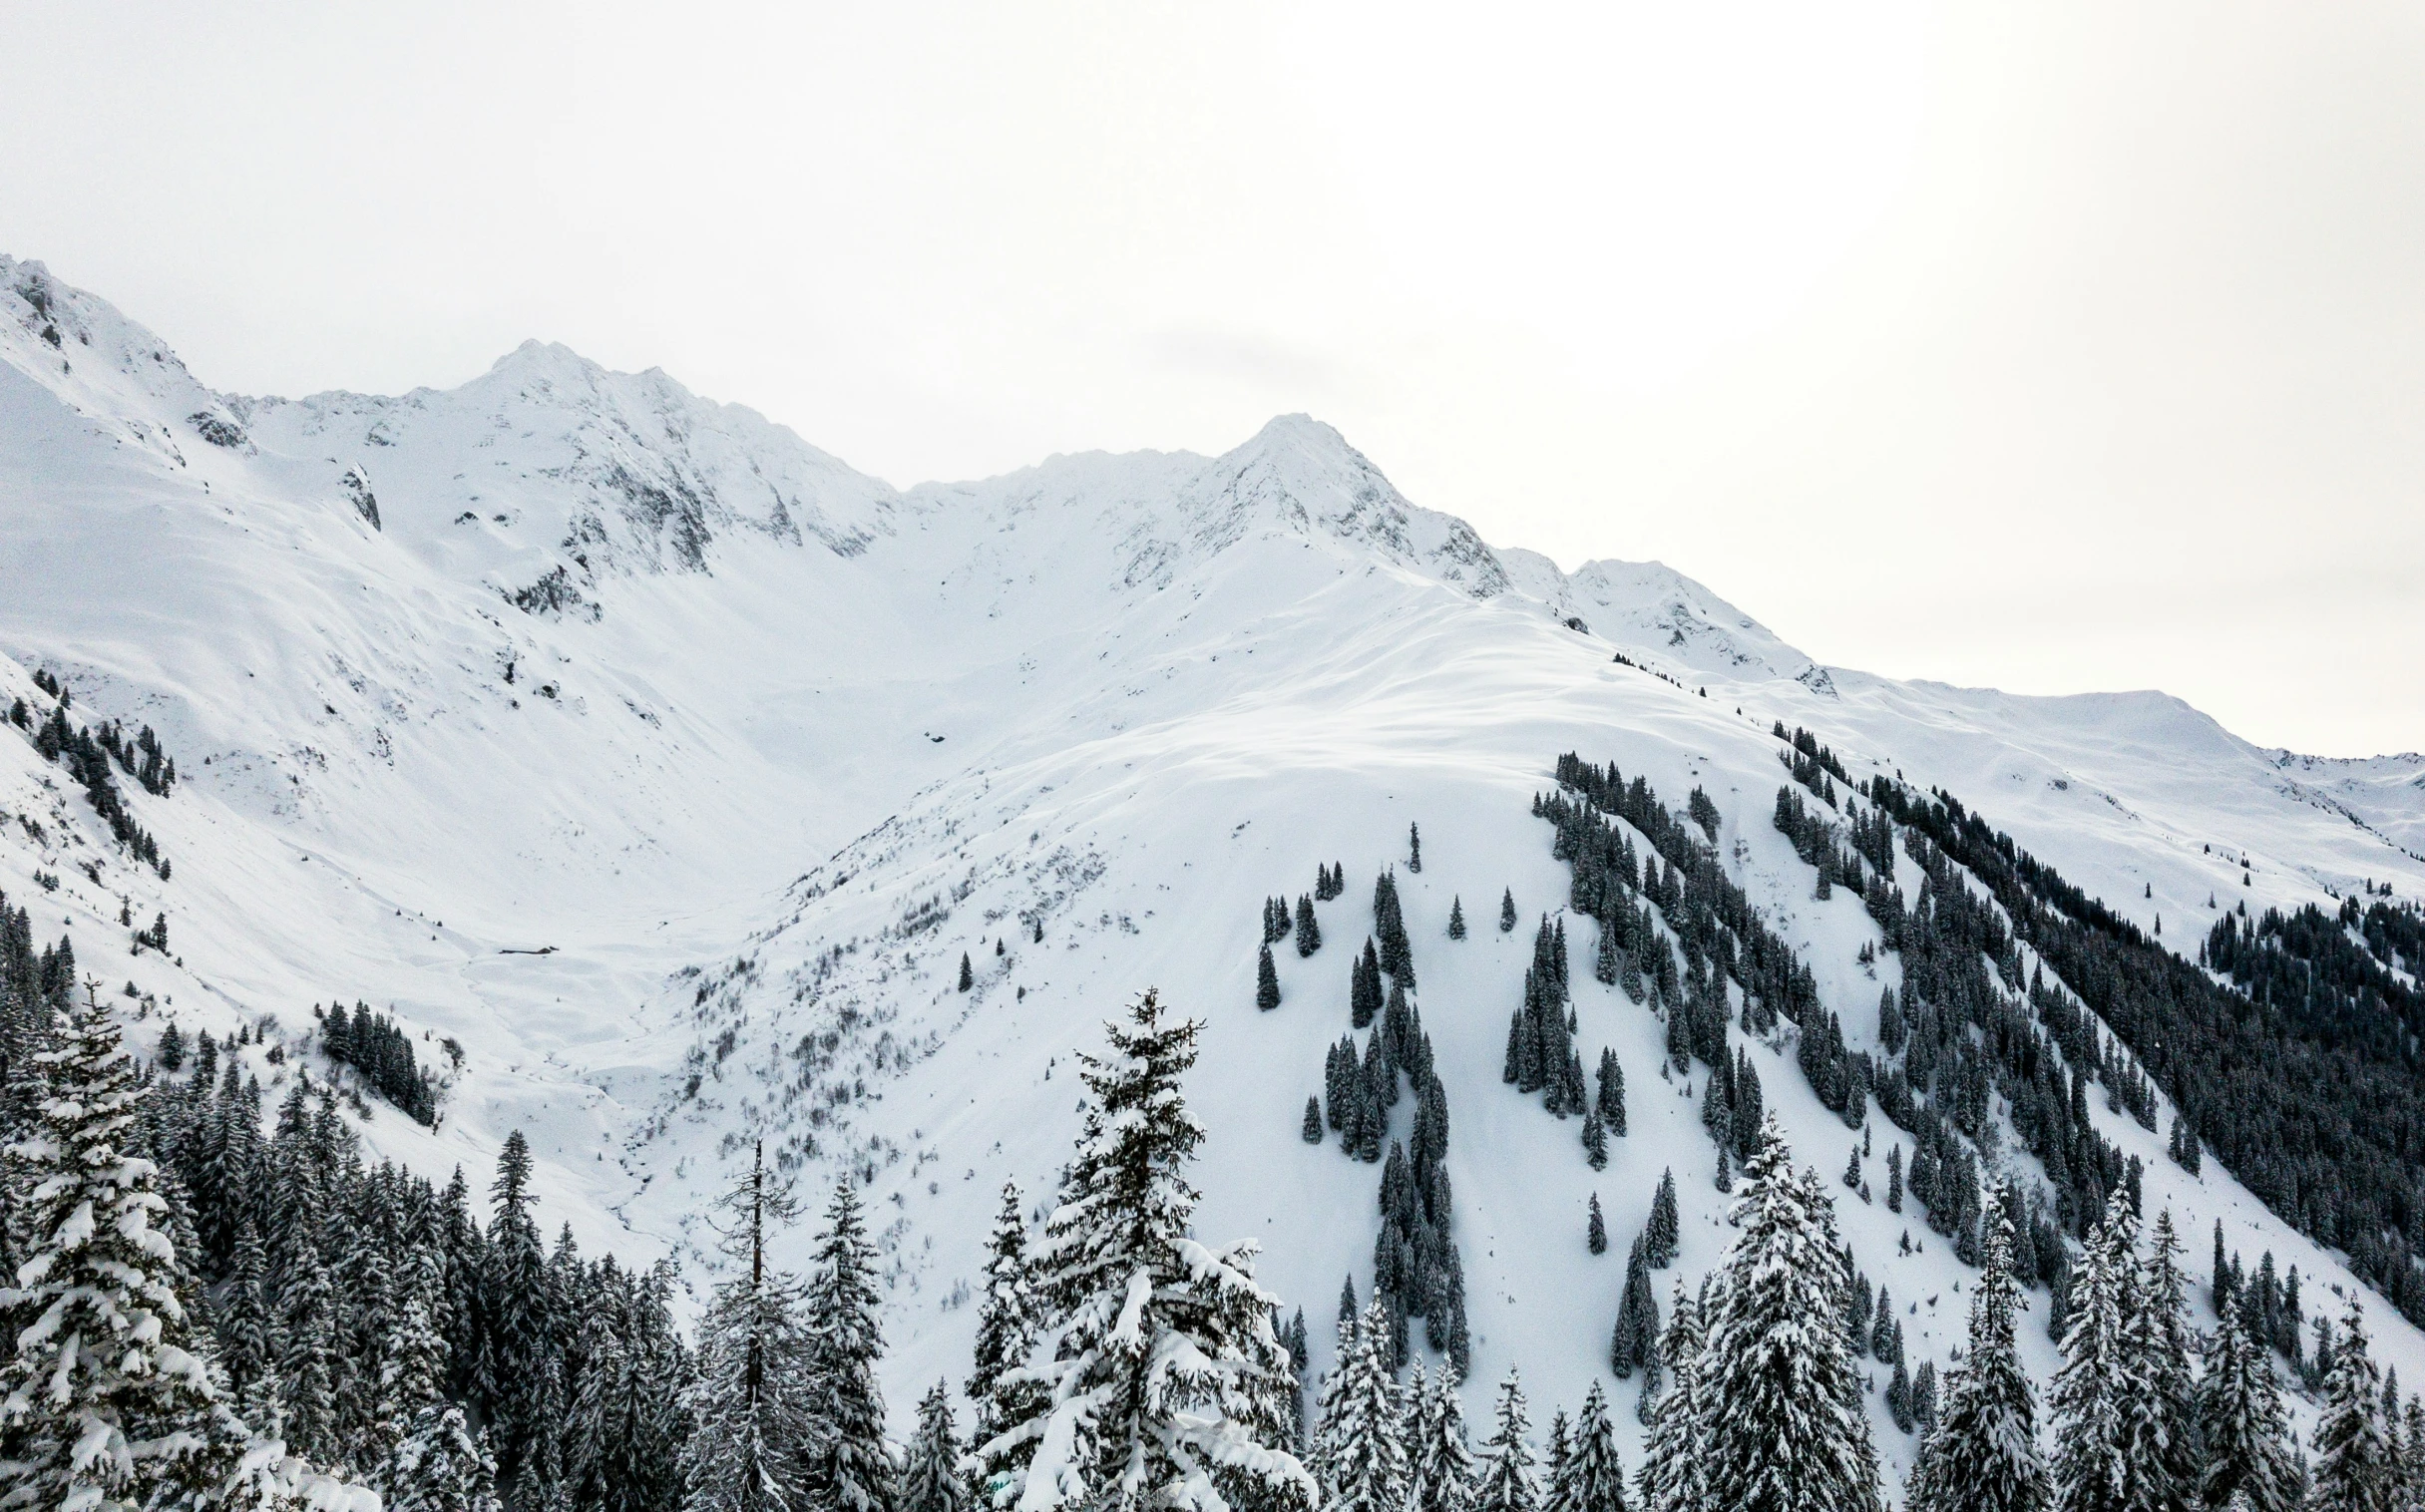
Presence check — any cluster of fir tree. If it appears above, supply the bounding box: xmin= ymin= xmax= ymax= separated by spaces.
xmin=317 ymin=999 xmax=440 ymax=1126
xmin=2342 ymin=889 xmax=2423 ymax=973
xmin=1770 ymin=787 xmax=1872 ymax=902
xmin=1839 ymin=1256 xmax=1938 ymax=1435
xmin=1869 ymin=772 xmax=2425 ymax=1328
xmin=1544 ymin=757 xmax=1827 ymax=1048
xmin=1502 ymin=917 xmax=1584 ymax=1118
xmin=106 ymin=1024 xmax=687 ymax=1508
xmin=2212 ymin=1228 xmax=2326 ymax=1393
xmin=963 ymin=990 xmax=1318 ymax=1512
xmin=1321 ymin=972 xmax=1430 ymax=1164
xmin=1305 ymin=874 xmax=1468 ymax=1373
xmin=1771 ymin=722 xmax=1851 ymax=802
xmin=680 ymin=1143 xmax=931 ymax=1512
xmin=13 ymin=674 xmax=173 ymax=876
xmin=1315 ymin=862 xmax=1348 ymax=903
xmin=1606 ymin=1171 xmax=1677 ymax=1387
xmin=1632 ymin=1113 xmax=1883 ymax=1511
xmin=0 ymin=977 xmax=391 ymax=1508
xmin=1309 ymin=1120 xmax=1894 ymax=1512
xmin=2203 ymin=897 xmax=2422 ymax=1053
xmin=1542 ymin=762 xmax=1880 ymax=1133
xmin=1306 ymin=1300 xmax=1626 ymax=1512
xmin=1855 ymin=819 xmax=2142 ymax=1258
xmin=1920 ymin=1181 xmax=2425 ymax=1512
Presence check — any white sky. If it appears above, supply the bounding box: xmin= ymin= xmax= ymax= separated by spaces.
xmin=5 ymin=2 xmax=2420 ymax=755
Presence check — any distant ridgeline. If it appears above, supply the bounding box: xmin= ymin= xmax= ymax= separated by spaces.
xmin=8 ymin=667 xmax=177 ymax=878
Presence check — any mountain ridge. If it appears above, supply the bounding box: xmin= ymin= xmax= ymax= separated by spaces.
xmin=6 ymin=249 xmax=2425 ymax=1487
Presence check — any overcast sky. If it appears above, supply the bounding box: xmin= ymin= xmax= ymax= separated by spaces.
xmin=5 ymin=2 xmax=2420 ymax=755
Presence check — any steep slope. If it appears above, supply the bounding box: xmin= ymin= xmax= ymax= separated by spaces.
xmin=5 ymin=251 xmax=2424 ymax=1492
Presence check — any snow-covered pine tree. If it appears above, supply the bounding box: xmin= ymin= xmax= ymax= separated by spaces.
xmin=976 ymin=990 xmax=1315 ymax=1512
xmin=2130 ymin=1211 xmax=2197 ymax=1512
xmin=906 ymin=1381 xmax=975 ymax=1512
xmin=483 ymin=1127 xmax=553 ymax=1493
xmin=2309 ymin=1294 xmax=2390 ymax=1512
xmin=1448 ymin=900 xmax=1465 ymax=942
xmin=1318 ymin=1298 xmax=1406 ymax=1512
xmin=682 ymin=1141 xmax=816 ymax=1512
xmin=1633 ymin=1279 xmax=1701 ymax=1512
xmin=0 ymin=981 xmax=360 ymax=1510
xmin=1259 ymin=945 xmax=1282 ymax=1012
xmin=1587 ymin=1196 xmax=1606 ymax=1256
xmin=2196 ymin=1290 xmax=2292 ymax=1512
xmin=967 ymin=1178 xmax=1044 ymax=1470
xmin=1298 ymin=898 xmax=1322 ymax=957
xmin=1551 ymin=1384 xmax=1625 ymax=1512
xmin=0 ymin=981 xmax=228 ymax=1503
xmin=1904 ymin=1210 xmax=2048 ymax=1512
xmin=801 ymin=1179 xmax=900 ymax=1512
xmin=1691 ymin=1114 xmax=1880 ymax=1512
xmin=1473 ymin=1370 xmax=1538 ymax=1512
xmin=1410 ymin=825 xmax=1422 ymax=874
xmin=1500 ymin=892 xmax=1517 ymax=934
xmin=387 ymin=1404 xmax=505 ymax=1512
xmin=1405 ymin=1366 xmax=1473 ymax=1512
xmin=2050 ymin=1193 xmax=2141 ymax=1512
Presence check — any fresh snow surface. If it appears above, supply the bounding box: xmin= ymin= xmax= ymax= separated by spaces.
xmin=5 ymin=252 xmax=2423 ymax=1494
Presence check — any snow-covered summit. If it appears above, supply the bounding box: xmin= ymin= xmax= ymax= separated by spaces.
xmin=5 ymin=252 xmax=2425 ymax=1491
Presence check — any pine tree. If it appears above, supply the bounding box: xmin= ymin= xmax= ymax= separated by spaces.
xmin=1410 ymin=824 xmax=1422 ymax=874
xmin=2051 ymin=1194 xmax=2141 ymax=1512
xmin=0 ymin=981 xmax=355 ymax=1508
xmin=1319 ymin=1298 xmax=1407 ymax=1512
xmin=1643 ymin=1172 xmax=1677 ymax=1269
xmin=1582 ymin=1110 xmax=1607 ymax=1171
xmin=1298 ymin=897 xmax=1323 ymax=957
xmin=2197 ymin=1292 xmax=2292 ymax=1512
xmin=483 ymin=1127 xmax=553 ymax=1492
xmin=1405 ymin=1363 xmax=1474 ymax=1512
xmin=1634 ymin=1278 xmax=1702 ymax=1512
xmin=977 ymin=991 xmax=1314 ymax=1512
xmin=967 ymin=1181 xmax=1043 ymax=1465
xmin=0 ymin=981 xmax=227 ymax=1505
xmin=1259 ymin=945 xmax=1283 ymax=1012
xmin=2131 ymin=1211 xmax=2198 ymax=1512
xmin=1448 ymin=899 xmax=1466 ymax=942
xmin=1609 ymin=1239 xmax=1658 ymax=1378
xmin=682 ymin=1141 xmax=815 ymax=1512
xmin=1587 ymin=1196 xmax=1606 ymax=1256
xmin=1595 ymin=1051 xmax=1625 ymax=1138
xmin=1906 ymin=1211 xmax=2048 ymax=1512
xmin=2310 ymin=1295 xmax=2390 ymax=1512
xmin=387 ymin=1405 xmax=505 ymax=1512
xmin=1474 ymin=1370 xmax=1538 ymax=1512
xmin=904 ymin=1381 xmax=972 ymax=1512
xmin=801 ymin=1179 xmax=899 ymax=1512
xmin=1692 ymin=1114 xmax=1880 ymax=1512
xmin=1552 ymin=1384 xmax=1626 ymax=1512
xmin=960 ymin=953 xmax=975 ymax=992
xmin=1303 ymin=1098 xmax=1324 ymax=1144
xmin=1500 ymin=891 xmax=1518 ymax=935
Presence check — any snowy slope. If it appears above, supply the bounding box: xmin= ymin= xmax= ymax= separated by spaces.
xmin=5 ymin=252 xmax=2423 ymax=1492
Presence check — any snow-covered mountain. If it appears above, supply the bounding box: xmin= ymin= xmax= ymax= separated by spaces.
xmin=5 ymin=251 xmax=2422 ymax=1487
